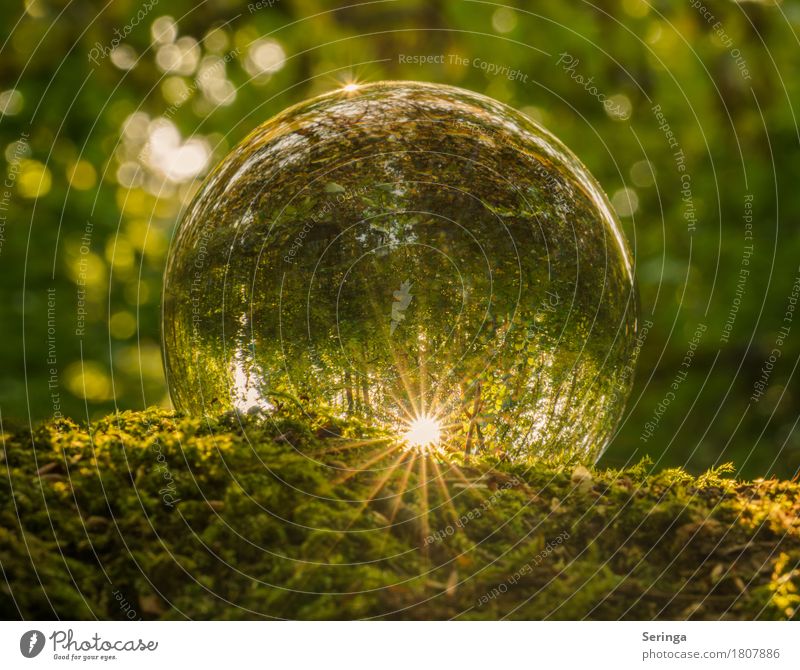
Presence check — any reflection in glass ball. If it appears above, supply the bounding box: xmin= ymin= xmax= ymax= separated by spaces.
xmin=162 ymin=81 xmax=638 ymax=463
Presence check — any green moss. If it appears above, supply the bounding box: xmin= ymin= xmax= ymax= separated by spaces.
xmin=1 ymin=408 xmax=799 ymax=620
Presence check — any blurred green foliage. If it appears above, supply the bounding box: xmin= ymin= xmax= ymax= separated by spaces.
xmin=1 ymin=0 xmax=798 ymax=477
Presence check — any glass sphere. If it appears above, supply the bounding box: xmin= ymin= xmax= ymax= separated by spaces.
xmin=162 ymin=81 xmax=638 ymax=463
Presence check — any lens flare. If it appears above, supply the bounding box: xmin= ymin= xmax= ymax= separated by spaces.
xmin=403 ymin=414 xmax=442 ymax=450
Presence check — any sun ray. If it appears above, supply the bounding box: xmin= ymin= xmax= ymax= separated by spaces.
xmin=419 ymin=456 xmax=430 ymax=551
xmin=359 ymin=269 xmax=422 ymax=419
xmin=341 ymin=450 xmax=409 ymax=529
xmin=362 ymin=450 xmax=409 ymax=507
xmin=402 ymin=414 xmax=442 ymax=451
xmin=333 ymin=442 xmax=402 ymax=484
xmin=388 ymin=454 xmax=416 ymax=523
xmin=440 ymin=459 xmax=494 ymax=507
xmin=323 ymin=450 xmax=410 ymax=561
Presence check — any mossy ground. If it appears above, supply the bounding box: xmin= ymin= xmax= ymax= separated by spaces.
xmin=1 ymin=408 xmax=799 ymax=620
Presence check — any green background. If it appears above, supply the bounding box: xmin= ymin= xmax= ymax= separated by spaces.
xmin=1 ymin=0 xmax=798 ymax=478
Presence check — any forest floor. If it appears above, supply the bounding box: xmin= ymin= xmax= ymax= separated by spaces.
xmin=1 ymin=408 xmax=799 ymax=620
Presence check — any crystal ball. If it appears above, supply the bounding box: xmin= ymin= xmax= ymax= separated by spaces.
xmin=162 ymin=81 xmax=638 ymax=463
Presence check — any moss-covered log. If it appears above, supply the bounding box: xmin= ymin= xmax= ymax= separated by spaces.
xmin=1 ymin=409 xmax=798 ymax=620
